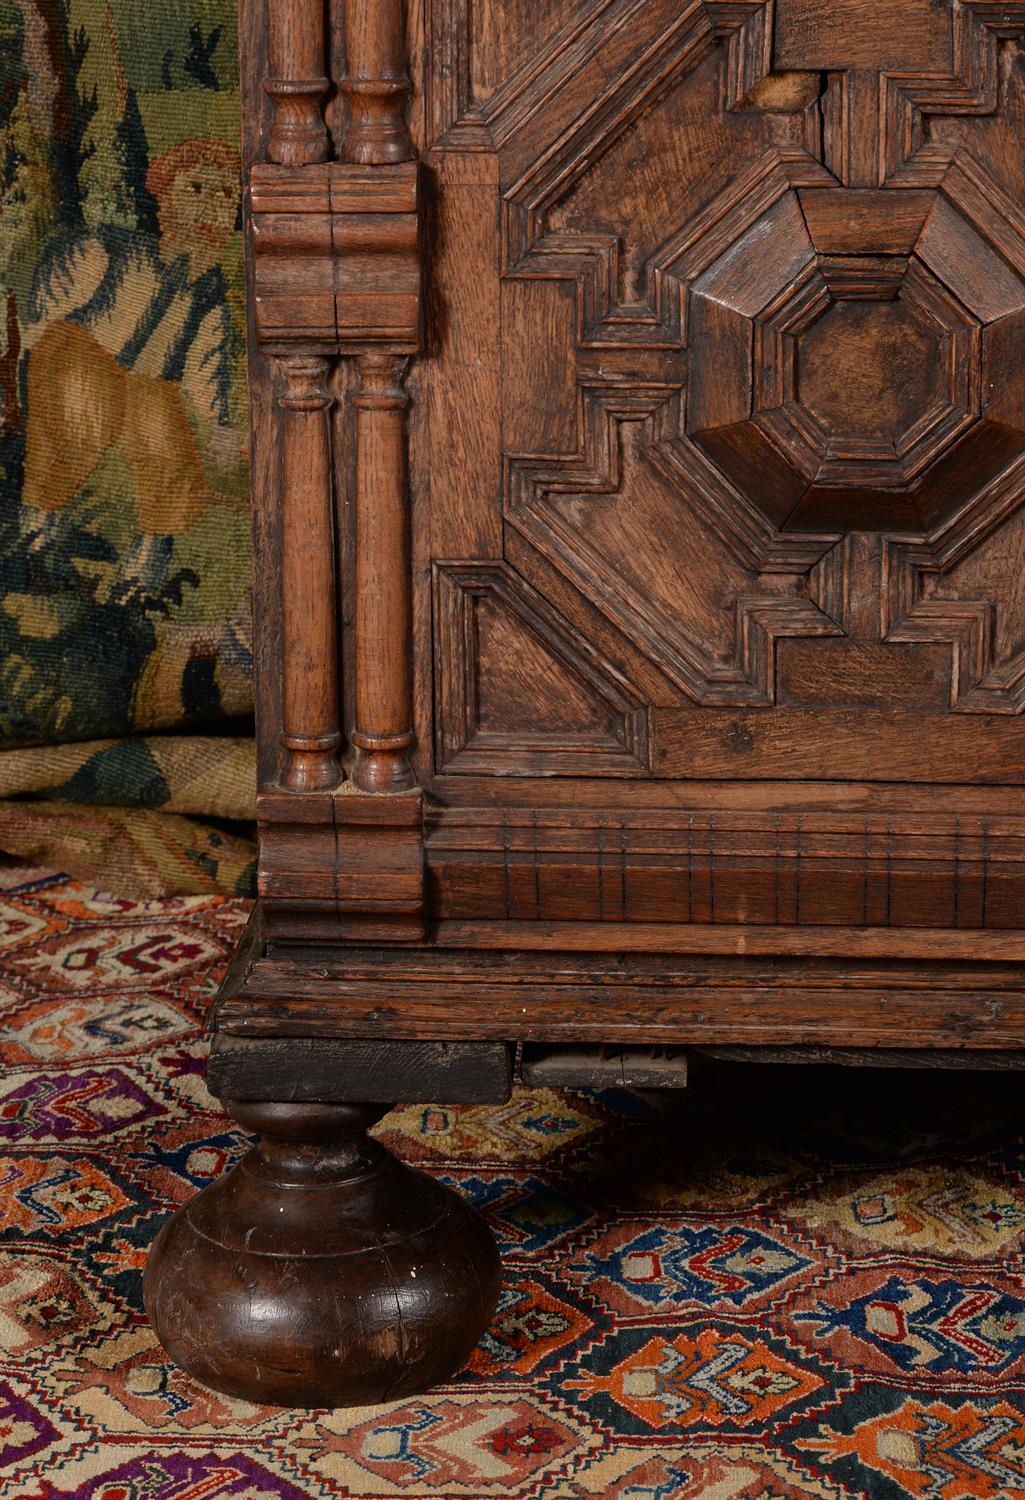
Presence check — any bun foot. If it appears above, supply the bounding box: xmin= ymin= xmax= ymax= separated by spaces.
xmin=144 ymin=1100 xmax=501 ymax=1407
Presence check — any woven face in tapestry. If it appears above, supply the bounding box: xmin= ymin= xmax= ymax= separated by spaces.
xmin=0 ymin=0 xmax=250 ymax=747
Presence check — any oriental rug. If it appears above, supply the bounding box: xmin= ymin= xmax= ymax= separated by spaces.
xmin=2 ymin=866 xmax=1025 ymax=1499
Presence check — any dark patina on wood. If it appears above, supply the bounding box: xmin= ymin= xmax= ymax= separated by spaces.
xmin=144 ymin=1100 xmax=501 ymax=1408
xmin=208 ymin=1033 xmax=514 ymax=1101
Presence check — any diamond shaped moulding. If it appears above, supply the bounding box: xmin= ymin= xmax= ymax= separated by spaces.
xmin=686 ymin=186 xmax=1025 ymax=536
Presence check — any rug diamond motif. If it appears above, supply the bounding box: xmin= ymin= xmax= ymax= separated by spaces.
xmin=2 ymin=995 xmax=192 ymax=1064
xmin=549 ymin=1442 xmax=850 ymax=1498
xmin=0 ymin=901 xmax=59 ymax=953
xmin=791 ymin=1270 xmax=1025 ymax=1377
xmin=0 ymin=1154 xmax=131 ymax=1235
xmin=469 ymin=1275 xmax=601 ymax=1378
xmin=563 ymin=1325 xmax=832 ymax=1431
xmin=379 ymin=1089 xmax=601 ymax=1163
xmin=6 ymin=925 xmax=229 ymax=991
xmin=0 ymin=1069 xmax=166 ymax=1142
xmin=49 ymin=1325 xmax=283 ymax=1434
xmin=571 ymin=1221 xmax=815 ymax=1313
xmin=0 ymin=1253 xmax=109 ymax=1355
xmin=288 ymin=1393 xmax=602 ymax=1494
xmin=800 ymin=1395 xmax=1025 ymax=1499
xmin=790 ymin=1164 xmax=1025 ymax=1256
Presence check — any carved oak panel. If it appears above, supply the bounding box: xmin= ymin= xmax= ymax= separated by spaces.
xmin=418 ymin=0 xmax=1025 ymax=788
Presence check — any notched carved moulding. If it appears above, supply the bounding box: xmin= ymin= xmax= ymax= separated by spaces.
xmin=249 ymin=161 xmax=421 ymax=354
xmin=433 ymin=562 xmax=651 ymax=776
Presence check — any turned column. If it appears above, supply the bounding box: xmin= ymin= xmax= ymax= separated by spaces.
xmin=340 ymin=0 xmax=419 ymax=794
xmin=338 ymin=0 xmax=412 ymax=164
xmin=350 ymin=354 xmax=415 ymax=791
xmin=264 ymin=0 xmax=342 ymax=793
xmin=265 ymin=0 xmax=330 ymax=164
xmin=278 ymin=355 xmax=343 ymax=790
xmin=245 ymin=0 xmax=425 ymax=919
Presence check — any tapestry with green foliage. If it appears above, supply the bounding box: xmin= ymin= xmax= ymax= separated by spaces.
xmin=0 ymin=0 xmax=256 ymax=894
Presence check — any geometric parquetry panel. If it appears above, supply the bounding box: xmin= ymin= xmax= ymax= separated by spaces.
xmin=429 ymin=0 xmax=1025 ymax=721
xmin=505 ymin=386 xmax=842 ymax=705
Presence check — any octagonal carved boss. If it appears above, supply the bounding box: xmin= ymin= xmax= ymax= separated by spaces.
xmin=687 ymin=187 xmax=1025 ymax=534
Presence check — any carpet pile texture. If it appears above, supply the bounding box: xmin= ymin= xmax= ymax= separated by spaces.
xmin=2 ymin=865 xmax=1025 ymax=1499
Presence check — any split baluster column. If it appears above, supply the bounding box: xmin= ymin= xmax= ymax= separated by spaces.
xmin=350 ymin=353 xmax=416 ymax=792
xmin=251 ymin=0 xmax=421 ymax=800
xmin=261 ymin=0 xmax=341 ymax=792
xmin=341 ymin=0 xmax=418 ymax=794
xmin=278 ymin=354 xmax=341 ymax=792
xmin=265 ymin=0 xmax=330 ymax=166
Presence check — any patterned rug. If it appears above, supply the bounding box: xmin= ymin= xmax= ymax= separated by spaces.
xmin=3 ymin=868 xmax=1025 ymax=1499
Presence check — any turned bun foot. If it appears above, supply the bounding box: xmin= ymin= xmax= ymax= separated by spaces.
xmin=144 ymin=1100 xmax=501 ymax=1407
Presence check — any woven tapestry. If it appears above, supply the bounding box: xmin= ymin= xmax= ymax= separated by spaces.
xmin=0 ymin=0 xmax=255 ymax=894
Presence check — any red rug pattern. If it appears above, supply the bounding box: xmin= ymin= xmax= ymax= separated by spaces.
xmin=2 ymin=868 xmax=1025 ymax=1498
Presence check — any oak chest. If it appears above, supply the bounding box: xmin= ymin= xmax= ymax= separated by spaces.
xmin=146 ymin=0 xmax=1025 ymax=1405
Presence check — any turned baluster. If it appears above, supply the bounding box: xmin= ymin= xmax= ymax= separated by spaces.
xmin=339 ymin=0 xmax=412 ymax=163
xmin=340 ymin=0 xmax=419 ymax=793
xmin=279 ymin=356 xmax=342 ymax=791
xmin=145 ymin=1098 xmax=501 ymax=1407
xmin=259 ymin=0 xmax=418 ymax=794
xmin=265 ymin=0 xmax=330 ymax=165
xmin=350 ymin=354 xmax=415 ymax=792
xmin=261 ymin=0 xmax=343 ymax=792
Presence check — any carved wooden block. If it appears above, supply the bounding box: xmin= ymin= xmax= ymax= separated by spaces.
xmin=208 ymin=1035 xmax=514 ymax=1104
xmin=687 ymin=186 xmax=1025 ymax=533
xmin=520 ymin=1043 xmax=689 ymax=1088
xmin=257 ymin=790 xmax=426 ymax=942
xmin=250 ymin=163 xmax=421 ymax=354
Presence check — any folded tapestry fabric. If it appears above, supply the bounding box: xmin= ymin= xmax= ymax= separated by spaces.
xmin=0 ymin=0 xmax=254 ymax=894
xmin=0 ymin=735 xmax=257 ymax=894
xmin=0 ymin=737 xmax=255 ymax=819
xmin=0 ymin=799 xmax=256 ymax=895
